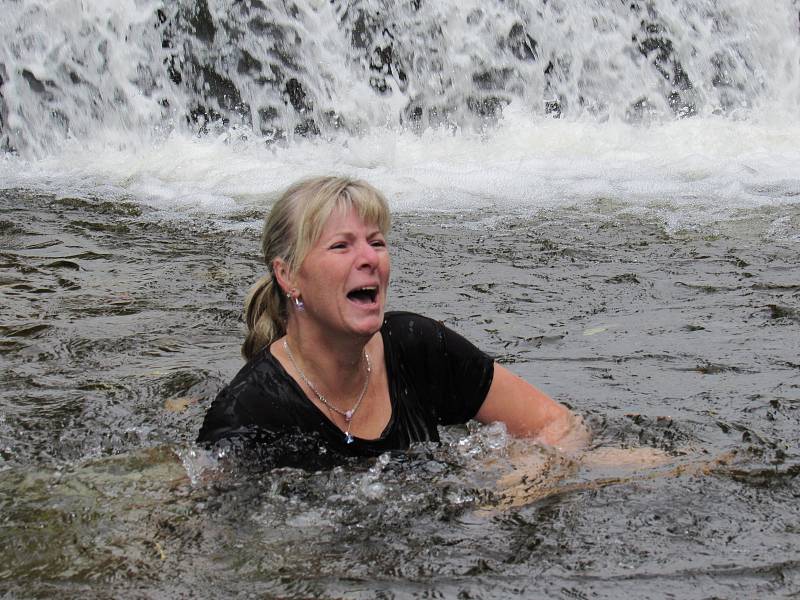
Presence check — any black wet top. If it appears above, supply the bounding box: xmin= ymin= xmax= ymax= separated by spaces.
xmin=197 ymin=311 xmax=495 ymax=456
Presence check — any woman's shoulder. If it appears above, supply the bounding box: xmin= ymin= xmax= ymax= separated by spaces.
xmin=223 ymin=346 xmax=303 ymax=411
xmin=196 ymin=347 xmax=298 ymax=444
xmin=383 ymin=311 xmax=443 ymax=334
xmin=382 ymin=310 xmax=494 ymax=373
xmin=207 ymin=347 xmax=271 ymax=400
xmin=231 ymin=345 xmax=281 ymax=382
xmin=381 ymin=311 xmax=451 ymax=358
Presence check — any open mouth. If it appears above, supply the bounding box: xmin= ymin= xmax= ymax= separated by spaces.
xmin=346 ymin=286 xmax=378 ymax=305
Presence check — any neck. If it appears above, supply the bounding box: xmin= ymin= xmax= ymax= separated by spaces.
xmin=283 ymin=320 xmax=372 ymax=393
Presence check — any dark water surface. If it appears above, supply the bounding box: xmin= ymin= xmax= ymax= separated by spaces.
xmin=1 ymin=188 xmax=799 ymax=598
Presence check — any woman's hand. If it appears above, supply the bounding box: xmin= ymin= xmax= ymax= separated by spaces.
xmin=475 ymin=363 xmax=590 ymax=452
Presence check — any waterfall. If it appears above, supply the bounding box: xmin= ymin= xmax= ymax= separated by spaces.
xmin=3 ymin=0 xmax=800 ymax=158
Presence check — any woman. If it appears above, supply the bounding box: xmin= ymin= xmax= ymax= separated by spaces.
xmin=198 ymin=176 xmax=588 ymax=455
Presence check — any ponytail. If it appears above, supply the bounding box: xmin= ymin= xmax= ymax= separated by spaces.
xmin=241 ymin=273 xmax=286 ymax=360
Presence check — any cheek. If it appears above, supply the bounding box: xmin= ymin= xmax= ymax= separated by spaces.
xmin=300 ymin=267 xmax=333 ymax=297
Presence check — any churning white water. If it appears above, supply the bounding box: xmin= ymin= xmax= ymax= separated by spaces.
xmin=2 ymin=0 xmax=800 ymax=221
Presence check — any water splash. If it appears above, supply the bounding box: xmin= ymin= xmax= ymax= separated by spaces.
xmin=2 ymin=0 xmax=799 ymax=157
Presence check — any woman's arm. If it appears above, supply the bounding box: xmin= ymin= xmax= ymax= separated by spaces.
xmin=475 ymin=363 xmax=590 ymax=451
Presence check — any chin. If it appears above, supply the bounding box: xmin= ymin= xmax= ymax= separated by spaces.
xmin=347 ymin=308 xmax=384 ymax=338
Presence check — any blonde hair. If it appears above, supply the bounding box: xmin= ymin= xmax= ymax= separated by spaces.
xmin=242 ymin=176 xmax=391 ymax=360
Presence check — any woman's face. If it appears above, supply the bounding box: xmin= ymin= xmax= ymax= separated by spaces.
xmin=289 ymin=206 xmax=390 ymax=340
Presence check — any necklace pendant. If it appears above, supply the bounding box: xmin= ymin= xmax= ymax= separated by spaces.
xmin=345 ymin=432 xmax=354 ymax=444
xmin=344 ymin=409 xmax=354 ymax=423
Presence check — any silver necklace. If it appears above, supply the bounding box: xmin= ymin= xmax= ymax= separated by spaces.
xmin=283 ymin=339 xmax=371 ymax=444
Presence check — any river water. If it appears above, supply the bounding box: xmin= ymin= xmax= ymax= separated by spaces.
xmin=2 ymin=0 xmax=800 ymax=598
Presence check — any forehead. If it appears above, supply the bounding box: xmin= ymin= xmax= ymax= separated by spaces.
xmin=319 ymin=205 xmax=381 ymax=235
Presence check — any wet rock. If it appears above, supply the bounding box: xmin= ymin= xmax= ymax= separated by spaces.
xmin=626 ymin=96 xmax=655 ymax=122
xmin=258 ymin=106 xmax=278 ymax=121
xmin=189 ymin=0 xmax=216 ymax=44
xmin=711 ymin=52 xmax=736 ymax=88
xmin=248 ymin=15 xmax=284 ymax=39
xmin=293 ymin=118 xmax=319 ymax=137
xmin=199 ymin=65 xmax=245 ymax=112
xmin=349 ymin=10 xmax=407 ymax=95
xmin=543 ymin=100 xmax=560 ymax=118
xmin=22 ymin=70 xmax=56 ymax=99
xmin=369 ymin=43 xmax=407 ymax=94
xmin=188 ymin=104 xmax=222 ymax=130
xmin=466 ymin=95 xmax=508 ymax=118
xmin=668 ymin=91 xmax=696 ymax=117
xmin=507 ymin=23 xmax=538 ymax=61
xmin=165 ymin=59 xmax=182 ymax=85
xmin=283 ymin=78 xmax=310 ymax=113
xmin=254 ymin=64 xmax=284 ymax=87
xmin=636 ymin=21 xmax=691 ymax=90
xmin=321 ymin=110 xmax=345 ymax=130
xmin=351 ymin=10 xmax=371 ymax=49
xmin=237 ymin=50 xmax=262 ymax=75
xmin=0 ymin=64 xmax=9 ymax=150
xmin=466 ymin=8 xmax=483 ymax=25
xmin=472 ymin=68 xmax=513 ymax=91
xmin=634 ymin=19 xmax=696 ymax=117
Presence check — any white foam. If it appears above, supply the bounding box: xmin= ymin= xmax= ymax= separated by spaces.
xmin=3 ymin=0 xmax=799 ymax=231
xmin=3 ymin=112 xmax=798 ymax=226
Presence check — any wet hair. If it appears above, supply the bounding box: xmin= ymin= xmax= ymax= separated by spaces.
xmin=242 ymin=176 xmax=391 ymax=360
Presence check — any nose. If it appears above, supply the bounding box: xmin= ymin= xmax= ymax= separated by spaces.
xmin=356 ymin=240 xmax=379 ymax=269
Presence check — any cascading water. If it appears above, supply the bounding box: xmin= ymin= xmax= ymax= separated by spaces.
xmin=2 ymin=0 xmax=800 ymax=157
